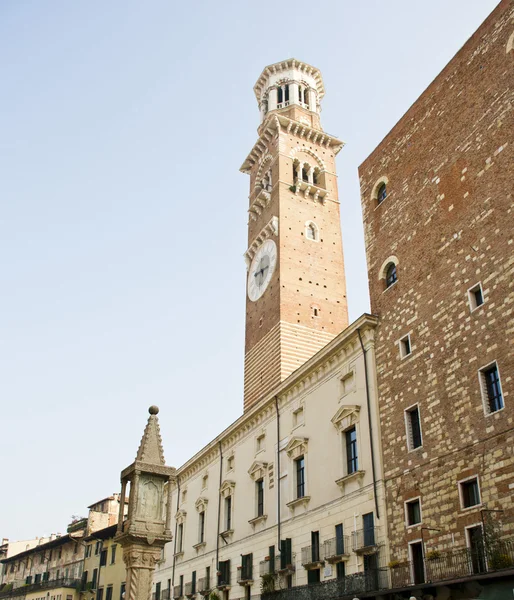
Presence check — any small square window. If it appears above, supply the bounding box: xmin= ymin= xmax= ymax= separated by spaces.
xmin=468 ymin=283 xmax=484 ymax=311
xmin=293 ymin=406 xmax=304 ymax=428
xmin=479 ymin=362 xmax=504 ymax=414
xmin=227 ymin=455 xmax=235 ymax=472
xmin=460 ymin=477 xmax=481 ymax=509
xmin=405 ymin=405 xmax=422 ymax=450
xmin=405 ymin=498 xmax=422 ymax=526
xmin=256 ymin=434 xmax=265 ymax=453
xmin=341 ymin=371 xmax=355 ymax=395
xmin=399 ymin=335 xmax=412 ymax=359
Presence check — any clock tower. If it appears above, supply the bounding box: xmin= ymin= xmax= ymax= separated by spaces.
xmin=241 ymin=59 xmax=349 ymax=412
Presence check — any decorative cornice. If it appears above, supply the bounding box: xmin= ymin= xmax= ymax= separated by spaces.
xmin=219 ymin=480 xmax=235 ymax=498
xmin=194 ymin=497 xmax=208 ymax=513
xmin=175 ymin=315 xmax=378 ymax=485
xmin=240 ymin=115 xmax=343 ymax=174
xmin=285 ymin=436 xmax=309 ymax=459
xmin=248 ymin=461 xmax=268 ymax=481
xmin=331 ymin=405 xmax=361 ymax=431
xmin=253 ymin=59 xmax=325 ymax=102
xmin=244 ymin=216 xmax=279 ymax=267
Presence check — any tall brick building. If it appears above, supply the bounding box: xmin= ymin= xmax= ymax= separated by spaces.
xmin=359 ymin=0 xmax=514 ymax=597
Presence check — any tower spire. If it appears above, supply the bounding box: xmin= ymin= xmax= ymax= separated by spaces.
xmin=135 ymin=405 xmax=166 ymax=466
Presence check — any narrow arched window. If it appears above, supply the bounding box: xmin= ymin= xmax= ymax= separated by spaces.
xmin=385 ymin=263 xmax=397 ymax=288
xmin=302 ymin=167 xmax=309 ymax=182
xmin=377 ymin=182 xmax=387 ymax=204
xmin=313 ymin=168 xmax=319 ymax=185
xmin=285 ymin=84 xmax=290 ymax=102
xmin=306 ymin=224 xmax=316 ymax=240
xmin=303 ymin=88 xmax=308 ymax=104
xmin=277 ymin=86 xmax=283 ymax=104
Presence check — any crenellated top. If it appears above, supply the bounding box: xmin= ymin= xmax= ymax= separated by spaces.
xmin=253 ymin=58 xmax=325 ymax=122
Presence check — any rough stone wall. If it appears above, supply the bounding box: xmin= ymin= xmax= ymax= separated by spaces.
xmin=358 ymin=0 xmax=514 ymax=560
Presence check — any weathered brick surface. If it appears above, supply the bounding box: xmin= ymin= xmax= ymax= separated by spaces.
xmin=359 ymin=0 xmax=514 ymax=559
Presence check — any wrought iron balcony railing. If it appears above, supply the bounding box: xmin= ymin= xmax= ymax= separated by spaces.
xmin=184 ymin=582 xmax=194 ymax=597
xmin=197 ymin=577 xmax=210 ymax=595
xmin=351 ymin=527 xmax=381 ymax=553
xmin=259 ymin=559 xmax=276 ymax=577
xmin=0 ymin=579 xmax=81 ymax=598
xmin=323 ymin=537 xmax=350 ymax=562
xmin=300 ymin=546 xmax=322 ymax=568
xmin=275 ymin=553 xmax=296 ymax=574
xmin=237 ymin=566 xmax=253 ymax=584
xmin=261 ymin=539 xmax=514 ymax=600
xmin=261 ymin=568 xmax=389 ymax=600
xmin=389 ymin=539 xmax=514 ymax=588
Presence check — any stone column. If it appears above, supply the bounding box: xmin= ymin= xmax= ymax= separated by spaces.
xmin=291 ymin=82 xmax=299 ymax=105
xmin=308 ymin=88 xmax=317 ymax=112
xmin=268 ymin=87 xmax=278 ymax=111
xmin=115 ymin=406 xmax=176 ymax=600
xmin=117 ymin=480 xmax=127 ymax=534
xmin=122 ymin=543 xmax=163 ymax=600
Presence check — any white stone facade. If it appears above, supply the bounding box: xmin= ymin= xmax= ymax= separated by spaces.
xmin=153 ymin=316 xmax=389 ymax=599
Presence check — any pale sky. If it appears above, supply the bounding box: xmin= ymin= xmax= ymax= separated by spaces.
xmin=0 ymin=0 xmax=499 ymax=541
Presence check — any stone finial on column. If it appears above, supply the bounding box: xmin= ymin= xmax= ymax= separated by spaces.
xmin=115 ymin=407 xmax=176 ymax=600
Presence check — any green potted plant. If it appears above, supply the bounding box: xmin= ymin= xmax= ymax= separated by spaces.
xmin=260 ymin=573 xmax=275 ymax=594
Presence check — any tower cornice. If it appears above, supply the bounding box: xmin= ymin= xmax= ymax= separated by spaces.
xmin=253 ymin=58 xmax=325 ymax=102
xmin=240 ymin=115 xmax=344 ymax=174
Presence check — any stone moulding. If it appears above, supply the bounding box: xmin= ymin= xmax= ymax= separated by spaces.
xmin=175 ymin=317 xmax=378 ymax=486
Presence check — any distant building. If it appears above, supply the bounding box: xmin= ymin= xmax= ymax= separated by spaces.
xmin=80 ymin=525 xmax=125 ymax=600
xmin=358 ymin=0 xmax=514 ymax=597
xmin=0 ymin=496 xmax=127 ymax=600
xmin=0 ymin=540 xmax=51 ymax=588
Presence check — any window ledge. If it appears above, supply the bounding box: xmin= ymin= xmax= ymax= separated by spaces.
xmin=193 ymin=542 xmax=206 ymax=552
xmin=325 ymin=553 xmax=351 ymax=564
xmin=382 ymin=280 xmax=398 ymax=293
xmin=174 ymin=551 xmax=184 ymax=559
xmin=248 ymin=515 xmax=267 ymax=527
xmin=286 ymin=496 xmax=311 ymax=511
xmin=335 ymin=471 xmax=365 ymax=494
xmin=460 ymin=503 xmax=482 ymax=513
xmin=302 ymin=561 xmax=324 ymax=571
xmin=219 ymin=529 xmax=234 ymax=542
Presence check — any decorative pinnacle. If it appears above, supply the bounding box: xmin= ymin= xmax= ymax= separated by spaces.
xmin=134 ymin=405 xmax=165 ymax=465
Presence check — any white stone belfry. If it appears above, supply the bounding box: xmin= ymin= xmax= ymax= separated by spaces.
xmin=115 ymin=406 xmax=176 ymax=600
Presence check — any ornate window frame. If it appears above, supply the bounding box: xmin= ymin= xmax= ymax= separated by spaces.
xmin=193 ymin=498 xmax=208 ymax=551
xmin=331 ymin=405 xmax=365 ymax=494
xmin=371 ymin=175 xmax=389 ymax=206
xmin=219 ymin=480 xmax=235 ymax=539
xmin=248 ymin=461 xmax=268 ymax=527
xmin=285 ymin=437 xmax=310 ymax=513
xmin=378 ymin=255 xmax=399 ymax=289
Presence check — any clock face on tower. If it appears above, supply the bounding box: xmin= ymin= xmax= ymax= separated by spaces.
xmin=247 ymin=239 xmax=277 ymax=302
